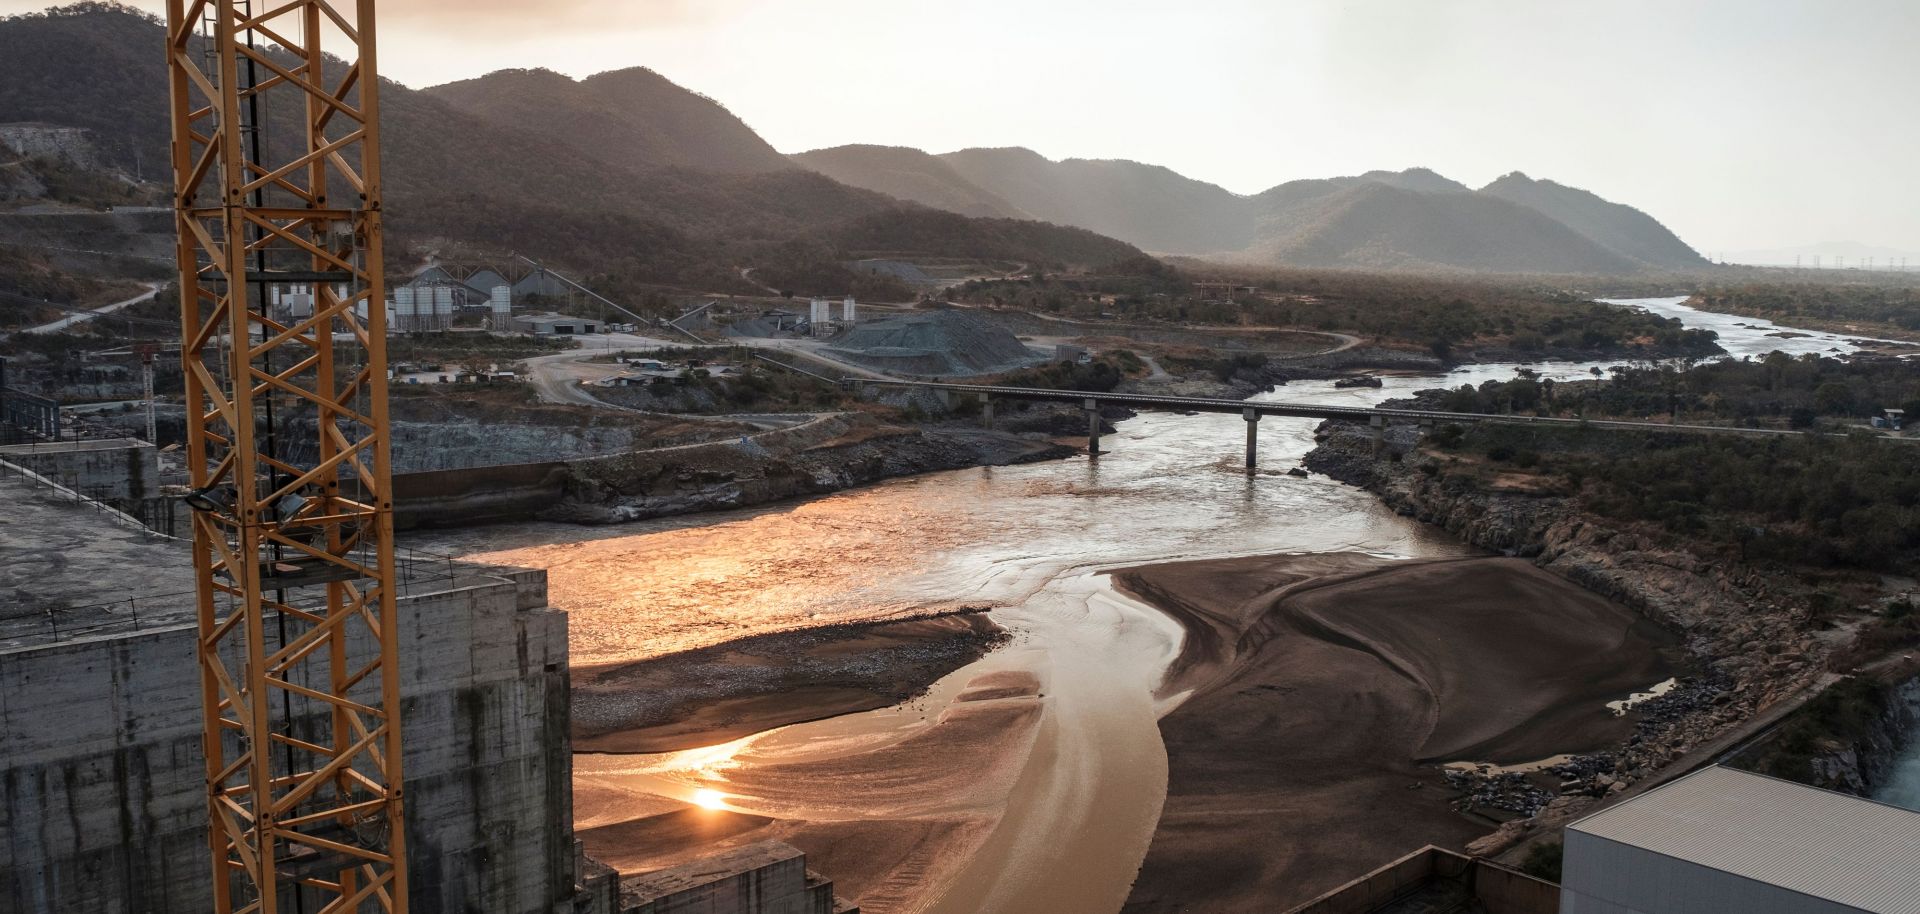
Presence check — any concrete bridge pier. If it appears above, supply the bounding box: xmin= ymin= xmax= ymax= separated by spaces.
xmin=1086 ymin=398 xmax=1102 ymax=457
xmin=1371 ymin=414 xmax=1388 ymax=454
xmin=1244 ymin=407 xmax=1259 ymax=470
xmin=981 ymin=393 xmax=995 ymax=430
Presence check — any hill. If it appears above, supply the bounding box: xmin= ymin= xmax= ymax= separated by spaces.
xmin=938 ymin=147 xmax=1253 ymax=255
xmin=423 ymin=67 xmax=795 ymax=176
xmin=1247 ymin=182 xmax=1642 ymax=274
xmin=1479 ymin=172 xmax=1706 ymax=270
xmin=793 ymin=140 xmax=1705 ymax=275
xmin=791 ymin=145 xmax=1027 ymax=219
xmin=0 ymin=4 xmax=1149 ymax=297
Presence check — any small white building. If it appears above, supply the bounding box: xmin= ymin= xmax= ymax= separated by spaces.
xmin=1561 ymin=766 xmax=1920 ymax=914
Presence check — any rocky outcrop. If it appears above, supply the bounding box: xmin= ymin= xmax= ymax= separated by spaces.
xmin=1304 ymin=420 xmax=1825 ymax=788
xmin=1776 ymin=675 xmax=1920 ymax=796
xmin=549 ymin=415 xmax=1075 ymax=524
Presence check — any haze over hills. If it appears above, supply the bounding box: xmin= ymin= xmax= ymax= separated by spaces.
xmin=2 ymin=3 xmax=1711 ymax=281
xmin=1720 ymin=241 xmax=1920 ymax=267
xmin=939 ymin=148 xmax=1256 ymax=256
xmin=0 ymin=4 xmax=1141 ymax=294
xmin=796 ymin=145 xmax=1710 ymax=273
xmin=790 ymin=145 xmax=1028 ymax=220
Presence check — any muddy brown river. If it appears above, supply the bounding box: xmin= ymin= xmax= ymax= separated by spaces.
xmin=413 ymin=298 xmax=1876 ymax=912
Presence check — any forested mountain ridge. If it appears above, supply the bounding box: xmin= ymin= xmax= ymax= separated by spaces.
xmin=423 ymin=67 xmax=797 ymax=176
xmin=0 ymin=3 xmax=1149 ymax=296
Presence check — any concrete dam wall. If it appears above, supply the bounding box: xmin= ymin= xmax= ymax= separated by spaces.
xmin=0 ymin=567 xmax=600 ymax=914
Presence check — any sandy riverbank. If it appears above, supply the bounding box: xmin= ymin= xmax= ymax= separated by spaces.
xmin=573 ymin=664 xmax=1045 ymax=911
xmin=573 ymin=610 xmax=1006 ymax=753
xmin=1115 ymin=553 xmax=1682 ymax=912
xmin=565 ymin=551 xmax=1682 ymax=913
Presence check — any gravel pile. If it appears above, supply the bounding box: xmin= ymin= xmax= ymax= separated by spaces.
xmin=827 ymin=309 xmax=1044 ymax=376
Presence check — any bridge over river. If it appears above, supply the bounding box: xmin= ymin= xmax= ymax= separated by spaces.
xmin=854 ymin=378 xmax=1917 ymax=469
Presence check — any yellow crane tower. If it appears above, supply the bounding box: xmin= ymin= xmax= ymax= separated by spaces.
xmin=165 ymin=1 xmax=407 ymax=911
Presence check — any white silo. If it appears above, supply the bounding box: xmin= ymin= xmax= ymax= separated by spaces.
xmin=432 ymin=285 xmax=455 ymax=330
xmin=842 ymin=296 xmax=857 ymax=323
xmin=809 ymin=298 xmax=829 ymax=325
xmin=490 ymin=285 xmax=511 ymax=317
xmin=395 ymin=286 xmax=417 ymax=332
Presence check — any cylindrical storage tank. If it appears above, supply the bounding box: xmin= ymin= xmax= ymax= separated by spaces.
xmin=395 ymin=287 xmax=416 ymax=331
xmin=490 ymin=285 xmax=511 ymax=315
xmin=433 ymin=285 xmax=454 ymax=329
xmin=810 ymin=298 xmax=829 ymax=325
xmin=842 ymin=296 xmax=856 ymax=323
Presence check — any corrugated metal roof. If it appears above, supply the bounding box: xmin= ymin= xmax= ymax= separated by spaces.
xmin=1568 ymin=766 xmax=1920 ymax=913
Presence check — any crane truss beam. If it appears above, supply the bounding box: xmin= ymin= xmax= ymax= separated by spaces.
xmin=165 ymin=2 xmax=406 ymax=912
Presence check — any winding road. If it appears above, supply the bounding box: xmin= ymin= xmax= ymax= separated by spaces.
xmin=19 ymin=283 xmax=162 ymax=335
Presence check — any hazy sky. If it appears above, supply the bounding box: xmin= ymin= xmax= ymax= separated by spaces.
xmin=20 ymin=0 xmax=1920 ymax=254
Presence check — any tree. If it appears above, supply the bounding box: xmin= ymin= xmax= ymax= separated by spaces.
xmin=1814 ymin=381 xmax=1855 ymax=416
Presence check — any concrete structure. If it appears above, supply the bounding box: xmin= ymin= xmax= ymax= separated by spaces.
xmin=1561 ymin=766 xmax=1920 ymax=914
xmin=1054 ymin=343 xmax=1089 ymax=362
xmin=0 ymin=437 xmax=158 ymax=501
xmin=0 ymin=122 xmax=97 ymax=166
xmin=617 ymin=841 xmax=853 ymax=914
xmin=515 ymin=312 xmax=602 ymax=335
xmin=0 ymin=471 xmax=609 ymax=914
xmin=1285 ymin=845 xmax=1558 ymax=914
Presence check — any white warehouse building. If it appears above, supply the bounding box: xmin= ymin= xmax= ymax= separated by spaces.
xmin=1560 ymin=765 xmax=1920 ymax=914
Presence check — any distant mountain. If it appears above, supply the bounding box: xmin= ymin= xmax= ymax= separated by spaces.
xmin=791 ymin=145 xmax=1027 ymax=220
xmin=796 ymin=143 xmax=1706 ymax=274
xmin=423 ymin=67 xmax=795 ymax=176
xmin=1351 ymin=168 xmax=1471 ymax=195
xmin=1479 ymin=172 xmax=1706 ymax=270
xmin=1248 ymin=182 xmax=1642 ymax=274
xmin=0 ymin=4 xmax=1145 ymax=295
xmin=6 ymin=4 xmax=1705 ymax=281
xmin=938 ymin=148 xmax=1253 ymax=256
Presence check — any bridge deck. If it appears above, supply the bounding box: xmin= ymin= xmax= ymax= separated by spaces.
xmin=857 ymin=379 xmax=1915 ymax=442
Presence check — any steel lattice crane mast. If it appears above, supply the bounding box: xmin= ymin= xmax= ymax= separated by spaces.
xmin=165 ymin=1 xmax=407 ymax=911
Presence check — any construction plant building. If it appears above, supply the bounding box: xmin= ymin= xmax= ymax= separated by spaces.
xmin=808 ymin=296 xmax=858 ymax=337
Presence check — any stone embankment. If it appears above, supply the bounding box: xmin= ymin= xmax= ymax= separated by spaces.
xmin=1304 ymin=416 xmax=1827 ymax=847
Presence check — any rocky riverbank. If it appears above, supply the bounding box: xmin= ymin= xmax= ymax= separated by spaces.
xmin=1737 ymin=671 xmax=1920 ymax=797
xmin=1303 ymin=416 xmax=1828 ymax=849
xmin=548 ymin=413 xmax=1077 ymax=524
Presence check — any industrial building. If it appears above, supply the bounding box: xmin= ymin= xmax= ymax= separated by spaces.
xmin=514 ymin=312 xmax=604 ymax=335
xmin=1560 ymin=766 xmax=1920 ymax=914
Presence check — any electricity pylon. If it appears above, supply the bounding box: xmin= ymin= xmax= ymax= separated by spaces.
xmin=165 ymin=1 xmax=407 ymax=911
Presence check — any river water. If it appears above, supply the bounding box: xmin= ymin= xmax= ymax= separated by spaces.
xmin=414 ymin=296 xmax=1869 ymax=912
xmin=1878 ymin=745 xmax=1920 ymax=811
